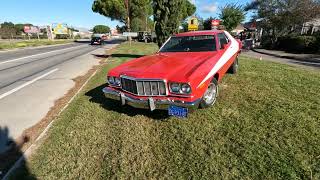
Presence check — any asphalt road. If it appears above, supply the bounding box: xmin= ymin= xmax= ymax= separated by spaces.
xmin=242 ymin=50 xmax=320 ymax=70
xmin=0 ymin=41 xmax=119 ymax=141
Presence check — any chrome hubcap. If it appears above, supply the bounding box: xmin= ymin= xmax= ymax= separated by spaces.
xmin=203 ymin=83 xmax=217 ymax=104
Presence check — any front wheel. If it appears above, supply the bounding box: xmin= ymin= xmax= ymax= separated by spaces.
xmin=199 ymin=78 xmax=218 ymax=108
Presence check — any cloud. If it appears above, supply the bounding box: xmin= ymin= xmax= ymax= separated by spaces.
xmin=189 ymin=0 xmax=196 ymax=4
xmin=200 ymin=3 xmax=218 ymax=13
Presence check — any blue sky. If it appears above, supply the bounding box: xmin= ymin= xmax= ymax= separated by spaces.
xmin=0 ymin=0 xmax=252 ymax=30
xmin=192 ymin=0 xmax=252 ymax=20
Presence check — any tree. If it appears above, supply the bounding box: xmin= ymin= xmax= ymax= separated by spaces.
xmin=92 ymin=0 xmax=152 ymax=31
xmin=92 ymin=25 xmax=111 ymax=33
xmin=219 ymin=4 xmax=245 ymax=31
xmin=116 ymin=25 xmax=126 ymax=33
xmin=203 ymin=17 xmax=216 ymax=30
xmin=153 ymin=0 xmax=196 ymax=47
xmin=0 ymin=22 xmax=16 ymax=39
xmin=14 ymin=23 xmax=33 ymax=35
xmin=244 ymin=0 xmax=320 ymax=45
xmin=181 ymin=21 xmax=188 ymax=32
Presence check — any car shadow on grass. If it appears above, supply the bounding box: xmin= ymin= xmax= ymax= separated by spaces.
xmin=0 ymin=126 xmax=36 ymax=179
xmin=85 ymin=84 xmax=169 ymax=120
xmin=91 ymin=54 xmax=144 ymax=60
xmin=91 ymin=54 xmax=110 ymax=59
xmin=110 ymin=54 xmax=145 ymax=58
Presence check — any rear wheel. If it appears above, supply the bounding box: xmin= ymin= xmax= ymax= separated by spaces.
xmin=228 ymin=56 xmax=239 ymax=74
xmin=199 ymin=78 xmax=218 ymax=108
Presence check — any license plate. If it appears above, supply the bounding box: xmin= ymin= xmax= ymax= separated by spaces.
xmin=168 ymin=106 xmax=188 ymax=118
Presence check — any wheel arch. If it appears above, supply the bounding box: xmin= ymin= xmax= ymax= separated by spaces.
xmin=213 ymin=73 xmax=220 ymax=82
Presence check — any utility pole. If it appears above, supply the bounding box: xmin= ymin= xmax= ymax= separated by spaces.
xmin=125 ymin=0 xmax=131 ymax=46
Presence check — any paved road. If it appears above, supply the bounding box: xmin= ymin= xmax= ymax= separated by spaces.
xmin=0 ymin=41 xmax=119 ymax=141
xmin=242 ymin=50 xmax=320 ymax=70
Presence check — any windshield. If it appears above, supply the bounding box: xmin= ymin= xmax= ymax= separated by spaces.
xmin=160 ymin=35 xmax=216 ymax=52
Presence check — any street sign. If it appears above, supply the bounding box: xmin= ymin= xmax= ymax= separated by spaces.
xmin=24 ymin=26 xmax=40 ymax=33
xmin=52 ymin=23 xmax=68 ymax=35
xmin=123 ymin=32 xmax=138 ymax=37
xmin=188 ymin=17 xmax=199 ymax=31
xmin=211 ymin=20 xmax=221 ymax=30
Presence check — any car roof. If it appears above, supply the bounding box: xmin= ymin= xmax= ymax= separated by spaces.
xmin=174 ymin=30 xmax=224 ymax=37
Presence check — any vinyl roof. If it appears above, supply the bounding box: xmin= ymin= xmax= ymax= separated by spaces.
xmin=174 ymin=30 xmax=224 ymax=37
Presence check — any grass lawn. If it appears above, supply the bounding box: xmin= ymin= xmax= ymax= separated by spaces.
xmin=0 ymin=39 xmax=73 ymax=50
xmin=13 ymin=42 xmax=320 ymax=179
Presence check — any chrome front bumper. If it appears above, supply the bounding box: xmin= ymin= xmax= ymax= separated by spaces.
xmin=102 ymin=87 xmax=201 ymax=111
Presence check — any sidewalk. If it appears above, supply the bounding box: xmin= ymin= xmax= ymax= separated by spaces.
xmin=252 ymin=48 xmax=320 ymax=63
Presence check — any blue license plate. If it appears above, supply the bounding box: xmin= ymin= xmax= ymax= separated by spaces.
xmin=168 ymin=106 xmax=188 ymax=118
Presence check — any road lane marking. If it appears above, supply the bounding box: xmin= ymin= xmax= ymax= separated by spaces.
xmin=0 ymin=44 xmax=87 ymax=65
xmin=0 ymin=68 xmax=58 ymax=100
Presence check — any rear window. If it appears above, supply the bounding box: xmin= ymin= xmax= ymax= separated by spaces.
xmin=160 ymin=35 xmax=216 ymax=52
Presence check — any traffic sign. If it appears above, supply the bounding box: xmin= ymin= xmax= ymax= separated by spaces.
xmin=188 ymin=17 xmax=199 ymax=31
xmin=211 ymin=20 xmax=220 ymax=26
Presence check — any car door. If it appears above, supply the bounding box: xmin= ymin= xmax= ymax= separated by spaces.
xmin=216 ymin=32 xmax=237 ymax=75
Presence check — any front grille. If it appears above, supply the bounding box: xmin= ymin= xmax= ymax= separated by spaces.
xmin=121 ymin=76 xmax=167 ymax=96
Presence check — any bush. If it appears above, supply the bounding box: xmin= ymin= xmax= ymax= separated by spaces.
xmin=277 ymin=35 xmax=318 ymax=53
xmin=315 ymin=32 xmax=320 ymax=53
xmin=261 ymin=35 xmax=273 ymax=49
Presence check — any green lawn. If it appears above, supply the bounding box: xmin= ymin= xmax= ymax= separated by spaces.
xmin=13 ymin=42 xmax=320 ymax=179
xmin=0 ymin=39 xmax=73 ymax=50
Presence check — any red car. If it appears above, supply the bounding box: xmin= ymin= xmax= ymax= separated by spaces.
xmin=103 ymin=30 xmax=241 ymax=117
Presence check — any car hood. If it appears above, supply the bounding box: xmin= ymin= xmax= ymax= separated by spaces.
xmin=109 ymin=52 xmax=219 ymax=81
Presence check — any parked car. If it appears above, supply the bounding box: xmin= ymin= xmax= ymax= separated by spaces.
xmin=103 ymin=30 xmax=241 ymax=117
xmin=90 ymin=37 xmax=104 ymax=45
xmin=137 ymin=31 xmax=156 ymax=43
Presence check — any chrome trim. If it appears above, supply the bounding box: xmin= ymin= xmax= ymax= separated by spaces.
xmin=120 ymin=75 xmax=168 ymax=96
xmin=142 ymin=81 xmax=146 ymax=95
xmin=158 ymin=36 xmax=172 ymax=52
xmin=103 ymin=87 xmax=200 ymax=111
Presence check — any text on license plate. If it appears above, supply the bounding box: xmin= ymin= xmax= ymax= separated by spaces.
xmin=168 ymin=106 xmax=188 ymax=118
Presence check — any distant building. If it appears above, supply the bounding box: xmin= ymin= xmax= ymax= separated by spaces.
xmin=301 ymin=18 xmax=320 ymax=35
xmin=111 ymin=28 xmax=119 ymax=36
xmin=231 ymin=24 xmax=245 ymax=35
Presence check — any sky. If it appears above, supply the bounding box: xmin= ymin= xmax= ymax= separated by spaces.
xmin=0 ymin=0 xmax=252 ymax=30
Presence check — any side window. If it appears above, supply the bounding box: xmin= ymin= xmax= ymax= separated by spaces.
xmin=217 ymin=33 xmax=229 ymax=49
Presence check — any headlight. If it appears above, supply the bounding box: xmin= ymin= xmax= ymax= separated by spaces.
xmin=107 ymin=76 xmax=120 ymax=86
xmin=181 ymin=83 xmax=191 ymax=94
xmin=107 ymin=76 xmax=114 ymax=84
xmin=114 ymin=77 xmax=121 ymax=86
xmin=170 ymin=83 xmax=180 ymax=93
xmin=169 ymin=82 xmax=191 ymax=94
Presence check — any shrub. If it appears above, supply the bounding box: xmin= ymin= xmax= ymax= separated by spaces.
xmin=277 ymin=35 xmax=318 ymax=53
xmin=261 ymin=35 xmax=273 ymax=49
